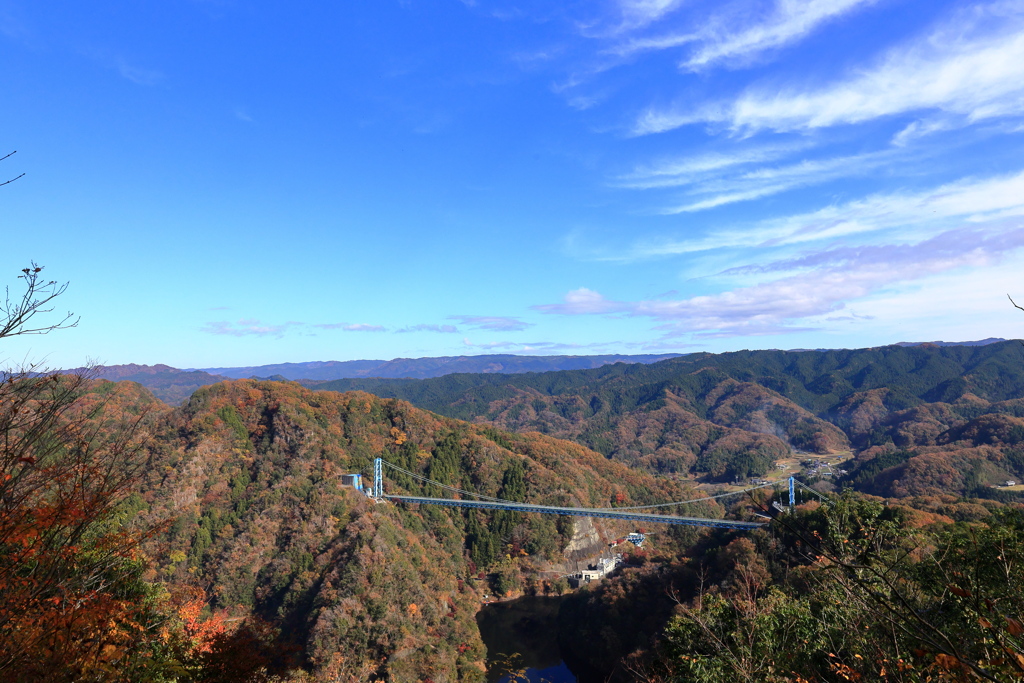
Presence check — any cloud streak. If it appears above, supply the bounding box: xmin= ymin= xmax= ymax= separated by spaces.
xmin=313 ymin=323 xmax=387 ymax=332
xmin=537 ymin=226 xmax=1024 ymax=337
xmin=460 ymin=337 xmax=615 ymax=352
xmin=634 ymin=3 xmax=1024 ymax=135
xmin=668 ymin=149 xmax=913 ymax=212
xmin=614 ymin=169 xmax=1024 ymax=259
xmin=200 ymin=319 xmax=303 ymax=338
xmin=201 ymin=319 xmax=387 ymax=337
xmin=448 ymin=315 xmax=534 ymax=331
xmin=117 ymin=60 xmax=164 ymax=86
xmin=683 ymin=0 xmax=878 ymax=71
xmin=396 ymin=324 xmax=460 ymax=333
xmin=616 ymin=0 xmax=877 ymax=71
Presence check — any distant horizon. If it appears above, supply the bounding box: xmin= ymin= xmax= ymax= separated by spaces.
xmin=58 ymin=337 xmax=1008 ymax=374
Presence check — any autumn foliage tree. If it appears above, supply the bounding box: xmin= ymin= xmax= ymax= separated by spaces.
xmin=0 ymin=265 xmax=168 ymax=680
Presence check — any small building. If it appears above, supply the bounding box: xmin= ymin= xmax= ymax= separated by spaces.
xmin=341 ymin=474 xmax=363 ymax=489
xmin=568 ymin=555 xmax=622 ymax=588
xmin=1005 ymin=480 xmax=1017 ymax=487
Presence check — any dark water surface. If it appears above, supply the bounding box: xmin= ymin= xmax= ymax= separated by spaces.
xmin=476 ymin=596 xmax=579 ymax=683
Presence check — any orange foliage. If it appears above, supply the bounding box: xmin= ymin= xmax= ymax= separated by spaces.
xmin=0 ymin=373 xmax=164 ymax=679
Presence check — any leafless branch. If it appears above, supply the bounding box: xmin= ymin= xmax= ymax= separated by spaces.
xmin=0 ymin=263 xmax=79 ymax=340
xmin=0 ymin=150 xmax=24 ymax=187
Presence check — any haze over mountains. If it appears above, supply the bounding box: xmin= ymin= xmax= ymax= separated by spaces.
xmin=81 ymin=342 xmax=1009 ymax=406
xmin=197 ymin=353 xmax=682 ymax=381
xmin=82 ymin=354 xmax=679 ymax=404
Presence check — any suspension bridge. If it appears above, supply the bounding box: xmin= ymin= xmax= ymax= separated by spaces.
xmin=365 ymin=457 xmax=819 ymax=531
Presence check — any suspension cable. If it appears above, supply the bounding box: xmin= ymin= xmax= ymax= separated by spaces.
xmin=381 ymin=461 xmax=517 ymax=504
xmin=379 ymin=458 xmax=788 ymax=512
xmin=794 ymin=479 xmax=830 ymax=503
xmin=589 ymin=480 xmax=781 ymax=511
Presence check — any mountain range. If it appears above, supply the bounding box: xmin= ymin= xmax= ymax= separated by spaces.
xmin=80 ymin=354 xmax=680 ymax=404
xmin=197 ymin=353 xmax=682 ymax=381
xmin=80 ymin=341 xmax=1007 ymax=406
xmin=309 ymin=341 xmax=1024 ymax=496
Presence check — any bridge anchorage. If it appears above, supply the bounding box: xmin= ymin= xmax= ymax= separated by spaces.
xmin=366 ymin=457 xmax=821 ymax=531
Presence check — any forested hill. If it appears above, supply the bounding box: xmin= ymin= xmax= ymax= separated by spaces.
xmin=308 ymin=342 xmax=1024 ymax=490
xmin=69 ymin=364 xmax=230 ymax=405
xmin=309 ymin=342 xmax=1024 ymax=418
xmin=132 ymin=379 xmax=714 ymax=680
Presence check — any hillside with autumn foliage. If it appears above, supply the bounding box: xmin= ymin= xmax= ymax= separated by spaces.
xmin=117 ymin=378 xmax=726 ymax=681
xmin=12 ymin=344 xmax=1024 ymax=681
xmin=310 ymin=342 xmax=1024 ymax=497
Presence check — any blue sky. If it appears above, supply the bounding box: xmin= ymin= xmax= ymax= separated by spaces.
xmin=3 ymin=0 xmax=1024 ymax=368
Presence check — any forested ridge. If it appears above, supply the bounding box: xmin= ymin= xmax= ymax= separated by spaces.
xmin=309 ymin=342 xmax=1024 ymax=417
xmin=9 ymin=371 xmax=1024 ymax=681
xmin=308 ymin=342 xmax=1024 ymax=495
xmin=2 ymin=373 xmax=730 ymax=681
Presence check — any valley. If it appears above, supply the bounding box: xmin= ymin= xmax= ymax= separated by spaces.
xmin=9 ymin=341 xmax=1024 ymax=681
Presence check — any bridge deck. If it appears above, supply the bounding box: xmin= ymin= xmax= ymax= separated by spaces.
xmin=383 ymin=495 xmax=766 ymax=530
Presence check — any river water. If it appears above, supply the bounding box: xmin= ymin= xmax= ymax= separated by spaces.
xmin=476 ymin=596 xmax=579 ymax=683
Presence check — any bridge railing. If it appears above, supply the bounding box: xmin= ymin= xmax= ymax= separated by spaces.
xmin=382 ymin=494 xmax=766 ymax=529
xmin=368 ymin=458 xmax=795 ymax=530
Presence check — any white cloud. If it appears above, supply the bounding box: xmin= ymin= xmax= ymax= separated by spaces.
xmin=117 ymin=60 xmax=163 ymax=86
xmin=606 ymin=0 xmax=688 ymax=34
xmin=891 ymin=116 xmax=956 ymax=146
xmin=396 ymin=324 xmax=460 ymax=334
xmin=611 ymin=0 xmax=876 ymax=71
xmin=314 ymin=323 xmax=387 ymax=332
xmin=537 ymin=225 xmax=1024 ymax=337
xmin=448 ymin=315 xmax=534 ymax=331
xmin=616 ymin=169 xmax=1024 ymax=259
xmin=200 ymin=319 xmax=302 ymax=338
xmin=658 ymin=148 xmax=902 ymax=212
xmin=618 ymin=142 xmax=808 ymax=188
xmin=683 ymin=0 xmax=878 ymax=71
xmin=202 ymin=319 xmax=387 ymax=337
xmin=532 ymin=287 xmax=628 ymax=315
xmin=460 ymin=337 xmax=611 ymax=352
xmin=634 ymin=2 xmax=1024 ymax=135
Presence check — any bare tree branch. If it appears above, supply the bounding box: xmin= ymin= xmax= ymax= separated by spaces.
xmin=0 ymin=150 xmax=24 ymax=187
xmin=0 ymin=263 xmax=79 ymax=340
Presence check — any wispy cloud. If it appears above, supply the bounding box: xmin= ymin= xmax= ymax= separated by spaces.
xmin=684 ymin=0 xmax=878 ymax=70
xmin=396 ymin=324 xmax=460 ymax=333
xmin=460 ymin=337 xmax=611 ymax=352
xmin=532 ymin=288 xmax=629 ymax=315
xmin=634 ymin=2 xmax=1024 ymax=135
xmin=657 ymin=148 xmax=903 ymax=212
xmin=201 ymin=319 xmax=303 ymax=338
xmin=313 ymin=323 xmax=387 ymax=332
xmin=201 ymin=319 xmax=386 ymax=337
xmin=615 ymin=0 xmax=877 ymax=71
xmin=537 ymin=226 xmax=1024 ymax=337
xmin=619 ymin=0 xmax=686 ymax=28
xmin=613 ymin=169 xmax=1024 ymax=259
xmin=617 ymin=142 xmax=808 ymax=188
xmin=589 ymin=0 xmax=688 ymax=36
xmin=117 ymin=59 xmax=163 ymax=86
xmin=891 ymin=116 xmax=955 ymax=146
xmin=448 ymin=315 xmax=534 ymax=331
